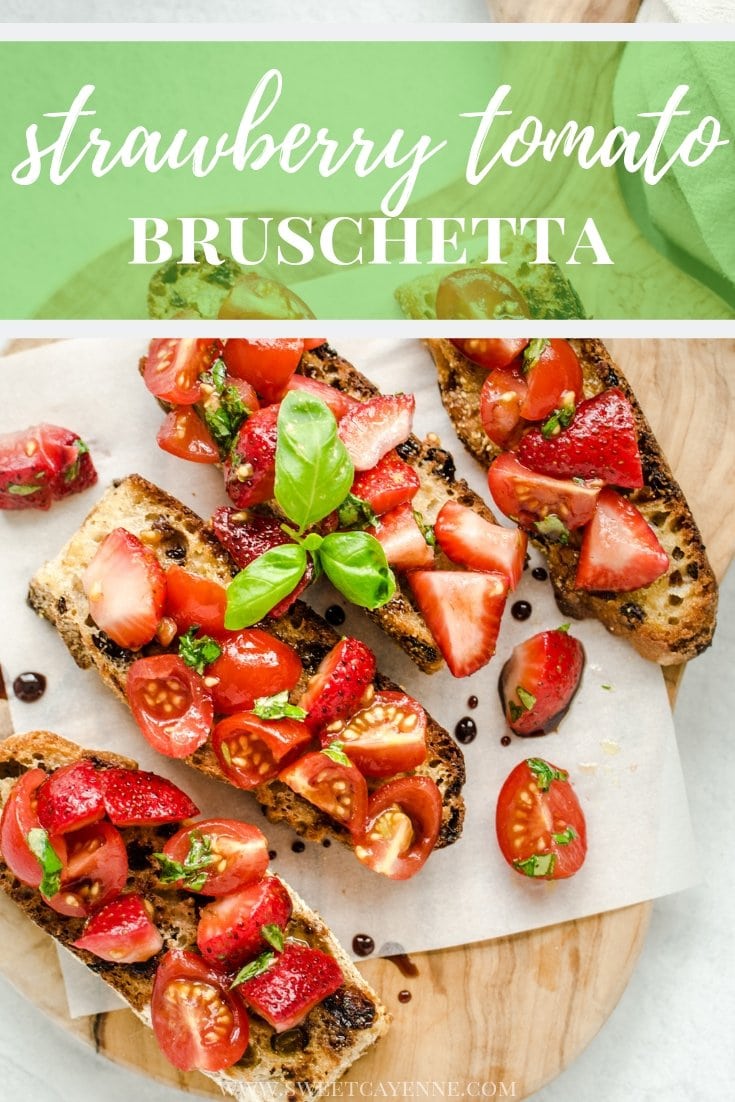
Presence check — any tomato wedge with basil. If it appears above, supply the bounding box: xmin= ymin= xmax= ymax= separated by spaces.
xmin=213 ymin=713 xmax=312 ymax=789
xmin=164 ymin=566 xmax=227 ymax=636
xmin=151 ymin=949 xmax=250 ymax=1072
xmin=436 ymin=269 xmax=530 ymax=321
xmin=496 ymin=758 xmax=587 ymax=880
xmin=520 ymin=339 xmax=583 ymax=422
xmin=0 ymin=768 xmax=63 ymax=887
xmin=160 ymin=818 xmax=269 ymax=895
xmin=46 ymin=820 xmax=128 ymax=917
xmin=334 ymin=692 xmax=427 ymax=778
xmin=354 ymin=776 xmax=442 ymax=881
xmin=223 ymin=338 xmax=305 ymax=404
xmin=156 ymin=409 xmax=219 ymax=464
xmin=488 ymin=453 xmax=602 ymax=533
xmin=143 ymin=339 xmax=222 ymax=406
xmin=450 ymin=338 xmax=529 ymax=372
xmin=279 ymin=750 xmax=368 ymax=835
xmin=126 ymin=654 xmax=214 ymax=759
xmin=207 ymin=630 xmax=302 ymax=716
xmin=480 ymin=367 xmax=529 ymax=449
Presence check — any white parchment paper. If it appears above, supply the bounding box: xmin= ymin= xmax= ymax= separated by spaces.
xmin=0 ymin=339 xmax=698 ymax=1018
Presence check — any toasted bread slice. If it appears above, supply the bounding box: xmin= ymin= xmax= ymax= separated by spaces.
xmin=0 ymin=731 xmax=389 ymax=1100
xmin=27 ymin=475 xmax=465 ymax=850
xmin=427 ymin=338 xmax=718 ymax=665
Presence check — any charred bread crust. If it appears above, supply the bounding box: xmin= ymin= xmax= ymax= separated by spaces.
xmin=0 ymin=732 xmax=390 ymax=1100
xmin=427 ymin=338 xmax=718 ymax=665
xmin=27 ymin=476 xmax=465 ymax=850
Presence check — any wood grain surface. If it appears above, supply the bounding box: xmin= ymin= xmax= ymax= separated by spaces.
xmin=1 ymin=338 xmax=734 ymax=1099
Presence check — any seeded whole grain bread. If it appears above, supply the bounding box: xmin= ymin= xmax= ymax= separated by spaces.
xmin=426 ymin=338 xmax=718 ymax=665
xmin=0 ymin=731 xmax=389 ymax=1101
xmin=27 ymin=475 xmax=465 ymax=850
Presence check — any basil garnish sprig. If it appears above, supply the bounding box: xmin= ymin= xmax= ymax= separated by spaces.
xmin=225 ymin=392 xmax=396 ymax=630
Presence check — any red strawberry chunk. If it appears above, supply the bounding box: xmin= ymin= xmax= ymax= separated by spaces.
xmin=211 ymin=507 xmax=313 ymax=617
xmin=338 ymin=395 xmax=415 ymax=471
xmin=298 ymin=637 xmax=376 ymax=733
xmin=351 ymin=451 xmax=420 ymax=516
xmin=518 ymin=388 xmax=644 ymax=489
xmin=99 ymin=768 xmax=198 ymax=827
xmin=224 ymin=404 xmax=279 ymax=508
xmin=286 ymin=375 xmax=358 ymax=421
xmin=83 ymin=528 xmax=166 ymax=651
xmin=434 ymin=501 xmax=527 ymax=590
xmin=408 ymin=570 xmax=508 ymax=678
xmin=0 ymin=424 xmax=97 ymax=511
xmin=576 ymin=488 xmax=669 ymax=592
xmin=500 ymin=628 xmax=585 ymax=735
xmin=36 ymin=760 xmax=105 ymax=836
xmin=239 ymin=943 xmax=343 ymax=1032
xmin=368 ymin=503 xmax=434 ymax=571
xmin=72 ymin=893 xmax=163 ymax=963
xmin=198 ymin=877 xmax=293 ymax=972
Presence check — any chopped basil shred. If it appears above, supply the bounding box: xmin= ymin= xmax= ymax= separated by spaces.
xmin=522 ymin=338 xmax=550 ymax=374
xmin=7 ymin=482 xmax=43 ymax=496
xmin=338 ymin=493 xmax=378 ymax=530
xmin=527 ymin=758 xmax=569 ymax=791
xmin=321 ymin=742 xmax=352 ymax=767
xmin=516 ymin=686 xmax=537 ymax=712
xmin=557 ymin=623 xmax=571 ymax=633
xmin=514 ymin=852 xmax=556 ymax=878
xmin=541 ymin=405 xmax=575 ymax=439
xmin=178 ymin=626 xmax=222 ymax=675
xmin=231 ymin=951 xmax=276 ymax=989
xmin=552 ymin=826 xmax=577 ymax=846
xmin=253 ymin=691 xmax=306 ymax=721
xmin=261 ymin=924 xmax=285 ymax=953
xmin=413 ymin=509 xmax=436 ymax=547
xmin=26 ymin=828 xmax=63 ymax=898
xmin=154 ymin=831 xmax=216 ymax=891
xmin=534 ymin=514 xmax=570 ymax=544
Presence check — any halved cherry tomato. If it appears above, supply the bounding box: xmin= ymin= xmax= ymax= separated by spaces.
xmin=301 ymin=338 xmax=327 ymax=351
xmin=480 ymin=367 xmax=529 ymax=449
xmin=72 ymin=893 xmax=163 ymax=963
xmin=520 ymin=339 xmax=583 ymax=422
xmin=436 ymin=269 xmax=530 ymax=320
xmin=496 ymin=758 xmax=587 ymax=880
xmin=217 ymin=274 xmax=315 ymax=322
xmin=450 ymin=338 xmax=529 ymax=371
xmin=0 ymin=768 xmax=61 ymax=887
xmin=126 ymin=655 xmax=214 ymax=758
xmin=36 ymin=760 xmax=105 ymax=836
xmin=335 ymin=692 xmax=427 ymax=778
xmin=279 ymin=751 xmax=368 ymax=835
xmin=207 ymin=630 xmax=302 ymax=716
xmin=223 ymin=338 xmax=305 ymax=405
xmin=354 ymin=776 xmax=442 ymax=881
xmin=46 ymin=820 xmax=128 ymax=917
xmin=488 ymin=453 xmax=601 ymax=532
xmin=213 ymin=713 xmax=312 ymax=789
xmin=157 ymin=409 xmax=219 ymax=464
xmin=164 ymin=566 xmax=227 ymax=636
xmin=143 ymin=339 xmax=222 ymax=406
xmin=160 ymin=818 xmax=269 ymax=895
xmin=197 ymin=876 xmax=293 ymax=972
xmin=151 ymin=949 xmax=250 ymax=1072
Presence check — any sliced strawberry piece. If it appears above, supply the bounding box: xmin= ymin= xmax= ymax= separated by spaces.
xmin=434 ymin=501 xmax=527 ymax=590
xmin=72 ymin=893 xmax=163 ymax=963
xmin=408 ymin=570 xmax=508 ymax=678
xmin=338 ymin=395 xmax=415 ymax=471
xmin=83 ymin=528 xmax=166 ymax=651
xmin=368 ymin=503 xmax=434 ymax=571
xmin=298 ymin=638 xmax=376 ymax=733
xmin=350 ymin=451 xmax=420 ymax=516
xmin=238 ymin=943 xmax=343 ymax=1032
xmin=286 ymin=374 xmax=358 ymax=421
xmin=0 ymin=424 xmax=96 ymax=511
xmin=518 ymin=388 xmax=644 ymax=490
xmin=576 ymin=488 xmax=669 ymax=592
xmin=99 ymin=768 xmax=198 ymax=828
xmin=479 ymin=367 xmax=528 ymax=449
xmin=36 ymin=761 xmax=105 ymax=836
xmin=210 ymin=507 xmax=313 ymax=617
xmin=198 ymin=876 xmax=293 ymax=972
xmin=224 ymin=404 xmax=279 ymax=509
xmin=500 ymin=628 xmax=585 ymax=735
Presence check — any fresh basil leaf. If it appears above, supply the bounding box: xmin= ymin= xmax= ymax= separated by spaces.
xmin=275 ymin=391 xmax=353 ymax=533
xmin=514 ymin=852 xmax=556 ymax=878
xmin=154 ymin=830 xmax=215 ymax=891
xmin=231 ymin=951 xmax=276 ymax=989
xmin=210 ymin=359 xmax=227 ymax=392
xmin=534 ymin=514 xmax=570 ymax=544
xmin=601 ymin=683 xmax=613 ymax=691
xmin=527 ymin=758 xmax=568 ymax=792
xmin=261 ymin=924 xmax=285 ymax=952
xmin=226 ymin=543 xmax=307 ymax=629
xmin=318 ymin=531 xmax=396 ymax=610
xmin=253 ymin=691 xmax=307 ymax=721
xmin=541 ymin=404 xmax=575 ymax=439
xmin=552 ymin=826 xmax=577 ymax=846
xmin=516 ymin=686 xmax=537 ymax=712
xmin=26 ymin=828 xmax=63 ymax=898
xmin=321 ymin=742 xmax=351 ymax=767
xmin=178 ymin=627 xmax=222 ymax=675
xmin=522 ymin=338 xmax=550 ymax=374
xmin=413 ymin=509 xmax=436 ymax=547
xmin=203 ymin=384 xmax=249 ymax=452
xmin=338 ymin=493 xmax=378 ymax=530
xmin=557 ymin=623 xmax=571 ymax=633
xmin=301 ymin=532 xmax=324 ymax=554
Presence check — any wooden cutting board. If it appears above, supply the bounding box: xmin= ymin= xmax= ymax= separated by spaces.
xmin=1 ymin=338 xmax=734 ymax=1099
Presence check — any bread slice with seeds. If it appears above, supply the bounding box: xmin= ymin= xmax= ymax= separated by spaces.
xmin=0 ymin=731 xmax=390 ymax=1101
xmin=426 ymin=338 xmax=718 ymax=665
xmin=27 ymin=475 xmax=465 ymax=851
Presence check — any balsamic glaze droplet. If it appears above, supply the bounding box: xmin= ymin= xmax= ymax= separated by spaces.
xmin=454 ymin=717 xmax=477 ymax=744
xmin=322 ymin=838 xmax=331 ymax=848
xmin=325 ymin=604 xmax=346 ymax=627
xmin=398 ymin=990 xmax=412 ymax=1004
xmin=532 ymin=566 xmax=548 ymax=581
xmin=501 ymin=735 xmax=512 ymax=747
xmin=268 ymin=849 xmax=278 ymax=861
xmin=467 ymin=695 xmax=479 ymax=710
xmin=291 ymin=840 xmax=306 ymax=854
xmin=352 ymin=933 xmax=375 ymax=957
xmin=13 ymin=672 xmax=47 ymax=703
xmin=511 ymin=600 xmax=533 ymax=621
